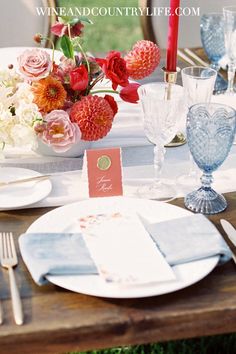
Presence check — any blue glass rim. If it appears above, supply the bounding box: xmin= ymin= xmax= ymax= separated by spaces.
xmin=188 ymin=102 xmax=236 ymax=119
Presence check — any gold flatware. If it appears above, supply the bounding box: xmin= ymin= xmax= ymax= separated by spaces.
xmin=0 ymin=174 xmax=51 ymax=187
xmin=0 ymin=232 xmax=23 ymax=325
xmin=184 ymin=48 xmax=209 ymax=67
xmin=177 ymin=49 xmax=196 ymax=66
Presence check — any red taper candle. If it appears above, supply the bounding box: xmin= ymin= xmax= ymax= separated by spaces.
xmin=166 ymin=0 xmax=180 ymax=72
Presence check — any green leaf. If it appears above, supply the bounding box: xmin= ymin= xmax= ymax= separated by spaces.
xmin=60 ymin=35 xmax=74 ymax=59
xmin=58 ymin=16 xmax=72 ymax=24
xmin=59 ymin=16 xmax=92 ymax=25
xmin=77 ymin=16 xmax=93 ymax=24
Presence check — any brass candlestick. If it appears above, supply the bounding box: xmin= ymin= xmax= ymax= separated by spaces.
xmin=163 ymin=67 xmax=186 ymax=147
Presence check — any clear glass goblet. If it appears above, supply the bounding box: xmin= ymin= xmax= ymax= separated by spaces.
xmin=200 ymin=13 xmax=227 ymax=93
xmin=185 ymin=103 xmax=236 ymax=214
xmin=223 ymin=6 xmax=236 ymax=95
xmin=137 ymin=83 xmax=183 ymax=202
xmin=178 ymin=66 xmax=217 ymax=192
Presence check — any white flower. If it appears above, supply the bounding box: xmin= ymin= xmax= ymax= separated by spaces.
xmin=0 ymin=119 xmax=15 ymax=145
xmin=0 ymin=86 xmax=12 ymax=110
xmin=15 ymin=102 xmax=42 ymax=125
xmin=0 ymin=68 xmax=22 ymax=92
xmin=0 ymin=103 xmax=12 ymax=121
xmin=10 ymin=124 xmax=37 ymax=149
xmin=14 ymin=82 xmax=34 ymax=106
xmin=0 ymin=69 xmax=39 ymax=149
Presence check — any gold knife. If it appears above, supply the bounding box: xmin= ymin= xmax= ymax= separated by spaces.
xmin=0 ymin=174 xmax=51 ymax=187
xmin=220 ymin=219 xmax=236 ymax=264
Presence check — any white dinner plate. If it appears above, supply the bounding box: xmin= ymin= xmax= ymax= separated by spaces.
xmin=27 ymin=197 xmax=219 ymax=298
xmin=0 ymin=167 xmax=52 ymax=209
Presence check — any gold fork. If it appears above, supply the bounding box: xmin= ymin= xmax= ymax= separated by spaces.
xmin=0 ymin=232 xmax=23 ymax=325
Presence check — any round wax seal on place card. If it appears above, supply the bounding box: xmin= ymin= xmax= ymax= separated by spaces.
xmin=97 ymin=155 xmax=111 ymax=171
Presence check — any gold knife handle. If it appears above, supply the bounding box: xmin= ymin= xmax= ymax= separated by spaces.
xmin=0 ymin=175 xmax=51 ymax=187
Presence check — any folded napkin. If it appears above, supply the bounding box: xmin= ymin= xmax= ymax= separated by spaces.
xmin=140 ymin=214 xmax=231 ymax=265
xmin=19 ymin=214 xmax=231 ymax=286
xmin=19 ymin=233 xmax=98 ymax=285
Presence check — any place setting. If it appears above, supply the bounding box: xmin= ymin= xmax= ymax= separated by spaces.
xmin=1 ymin=5 xmax=236 ymax=350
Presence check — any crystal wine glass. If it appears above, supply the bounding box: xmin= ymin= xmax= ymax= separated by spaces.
xmin=178 ymin=66 xmax=217 ymax=192
xmin=137 ymin=83 xmax=183 ymax=202
xmin=185 ymin=103 xmax=236 ymax=214
xmin=200 ymin=13 xmax=227 ymax=93
xmin=223 ymin=6 xmax=236 ymax=95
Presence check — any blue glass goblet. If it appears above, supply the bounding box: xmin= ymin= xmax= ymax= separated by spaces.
xmin=200 ymin=13 xmax=228 ymax=93
xmin=185 ymin=103 xmax=236 ymax=214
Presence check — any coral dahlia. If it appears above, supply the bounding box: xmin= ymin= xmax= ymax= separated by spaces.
xmin=124 ymin=40 xmax=160 ymax=80
xmin=32 ymin=76 xmax=67 ymax=113
xmin=70 ymin=95 xmax=115 ymax=141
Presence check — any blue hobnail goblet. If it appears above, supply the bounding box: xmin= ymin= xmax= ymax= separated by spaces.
xmin=185 ymin=103 xmax=236 ymax=214
xmin=200 ymin=13 xmax=228 ymax=93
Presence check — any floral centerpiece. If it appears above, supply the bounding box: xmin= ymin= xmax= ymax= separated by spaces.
xmin=0 ymin=16 xmax=160 ymax=155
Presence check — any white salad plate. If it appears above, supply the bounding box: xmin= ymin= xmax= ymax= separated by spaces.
xmin=0 ymin=167 xmax=52 ymax=209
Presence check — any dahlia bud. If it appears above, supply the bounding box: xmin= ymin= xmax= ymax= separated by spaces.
xmin=8 ymin=64 xmax=14 ymax=69
xmin=34 ymin=33 xmax=43 ymax=44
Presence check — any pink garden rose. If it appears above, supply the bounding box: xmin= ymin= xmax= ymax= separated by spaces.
xmin=17 ymin=49 xmax=52 ymax=81
xmin=36 ymin=110 xmax=81 ymax=152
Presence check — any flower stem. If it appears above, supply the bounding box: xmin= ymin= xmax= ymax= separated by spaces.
xmin=39 ymin=36 xmax=55 ymax=70
xmin=89 ymin=73 xmax=104 ymax=90
xmin=90 ymin=89 xmax=119 ymax=95
xmin=76 ymin=42 xmax=90 ymax=77
xmin=49 ymin=38 xmax=55 ymax=68
xmin=67 ymin=24 xmax=75 ymax=64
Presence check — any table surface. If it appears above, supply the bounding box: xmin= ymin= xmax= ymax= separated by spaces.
xmin=1 ymin=49 xmax=236 ymax=354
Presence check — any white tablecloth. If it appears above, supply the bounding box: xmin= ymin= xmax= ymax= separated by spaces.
xmin=0 ymin=93 xmax=236 ymax=209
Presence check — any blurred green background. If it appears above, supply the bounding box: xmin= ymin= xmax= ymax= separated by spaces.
xmin=58 ymin=0 xmax=142 ymax=52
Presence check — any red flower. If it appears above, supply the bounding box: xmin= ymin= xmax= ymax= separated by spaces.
xmin=51 ymin=22 xmax=67 ymax=37
xmin=120 ymin=83 xmax=140 ymax=104
xmin=70 ymin=22 xmax=84 ymax=37
xmin=51 ymin=21 xmax=84 ymax=38
xmin=124 ymin=40 xmax=160 ymax=80
xmin=69 ymin=65 xmax=88 ymax=91
xmin=70 ymin=95 xmax=114 ymax=141
xmin=104 ymin=95 xmax=118 ymax=116
xmin=96 ymin=51 xmax=129 ymax=90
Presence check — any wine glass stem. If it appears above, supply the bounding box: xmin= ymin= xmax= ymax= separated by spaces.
xmin=153 ymin=145 xmax=165 ymax=186
xmin=200 ymin=171 xmax=213 ymax=190
xmin=227 ymin=63 xmax=235 ymax=94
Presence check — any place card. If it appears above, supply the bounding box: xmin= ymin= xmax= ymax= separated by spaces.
xmin=86 ymin=148 xmax=123 ymax=198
